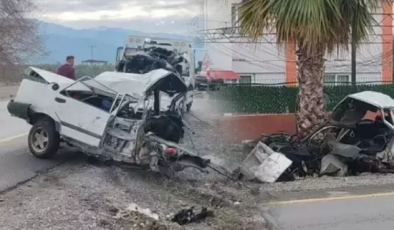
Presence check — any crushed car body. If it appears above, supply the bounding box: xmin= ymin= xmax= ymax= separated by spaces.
xmin=115 ymin=36 xmax=195 ymax=114
xmin=238 ymin=91 xmax=394 ymax=182
xmin=7 ymin=66 xmax=209 ymax=174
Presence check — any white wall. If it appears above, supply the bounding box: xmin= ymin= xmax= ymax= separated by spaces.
xmin=325 ymin=7 xmax=383 ymax=76
xmin=204 ymin=0 xmax=234 ymax=70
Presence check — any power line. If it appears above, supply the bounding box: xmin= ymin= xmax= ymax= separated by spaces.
xmin=203 ymin=26 xmax=394 ymax=44
xmin=199 ymin=4 xmax=394 ymax=81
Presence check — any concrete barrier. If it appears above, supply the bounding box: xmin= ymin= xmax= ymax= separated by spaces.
xmin=213 ymin=113 xmax=297 ymax=143
xmin=213 ymin=110 xmax=384 ymax=143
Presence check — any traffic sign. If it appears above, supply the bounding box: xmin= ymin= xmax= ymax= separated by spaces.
xmin=201 ymin=53 xmax=213 ymax=71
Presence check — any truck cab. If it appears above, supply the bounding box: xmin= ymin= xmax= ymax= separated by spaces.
xmin=115 ymin=36 xmax=195 ymax=112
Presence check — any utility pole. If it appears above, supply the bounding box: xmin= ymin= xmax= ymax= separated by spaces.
xmin=351 ymin=21 xmax=356 ymax=85
xmin=89 ymin=45 xmax=96 ymax=60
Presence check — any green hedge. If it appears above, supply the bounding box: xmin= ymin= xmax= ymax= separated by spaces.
xmin=214 ymin=83 xmax=394 ymax=114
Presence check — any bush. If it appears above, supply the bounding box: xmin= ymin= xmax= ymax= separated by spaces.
xmin=214 ymin=83 xmax=394 ymax=114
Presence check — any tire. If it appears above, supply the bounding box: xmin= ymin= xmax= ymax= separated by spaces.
xmin=28 ymin=119 xmax=60 ymax=159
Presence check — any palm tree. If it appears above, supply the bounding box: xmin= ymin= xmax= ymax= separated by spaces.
xmin=236 ymin=0 xmax=386 ymax=136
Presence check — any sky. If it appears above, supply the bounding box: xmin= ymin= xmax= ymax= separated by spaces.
xmin=33 ymin=0 xmax=204 ymax=33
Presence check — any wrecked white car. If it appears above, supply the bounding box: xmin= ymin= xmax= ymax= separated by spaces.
xmin=7 ymin=67 xmax=209 ymax=174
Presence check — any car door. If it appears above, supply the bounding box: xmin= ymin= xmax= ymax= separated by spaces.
xmin=54 ymin=92 xmax=111 ymax=148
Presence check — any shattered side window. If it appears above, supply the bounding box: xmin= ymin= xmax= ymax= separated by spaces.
xmin=80 ymin=78 xmax=117 ymax=97
xmin=332 ymin=98 xmax=377 ymax=124
xmin=59 ymin=77 xmax=123 ymax=112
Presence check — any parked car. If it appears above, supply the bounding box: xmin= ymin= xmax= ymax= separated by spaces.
xmin=195 ymin=75 xmax=223 ymax=91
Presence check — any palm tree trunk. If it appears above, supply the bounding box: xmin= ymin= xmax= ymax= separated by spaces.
xmin=295 ymin=47 xmax=328 ymax=137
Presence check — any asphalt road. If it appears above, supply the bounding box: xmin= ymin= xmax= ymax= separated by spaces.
xmin=0 ymin=100 xmax=29 ymax=140
xmin=270 ymin=191 xmax=394 ymax=230
xmin=0 ymin=100 xmax=71 ymax=192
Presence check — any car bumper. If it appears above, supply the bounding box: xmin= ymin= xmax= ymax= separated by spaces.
xmin=7 ymin=100 xmax=31 ymax=120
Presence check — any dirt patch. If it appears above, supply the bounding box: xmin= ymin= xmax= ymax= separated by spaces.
xmin=0 ymin=162 xmax=268 ymax=230
xmin=0 ymin=66 xmax=25 ymax=85
xmin=0 ymin=85 xmax=18 ymax=101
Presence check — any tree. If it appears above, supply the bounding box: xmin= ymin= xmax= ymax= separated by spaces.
xmin=0 ymin=0 xmax=43 ymax=65
xmin=237 ymin=0 xmax=386 ymax=136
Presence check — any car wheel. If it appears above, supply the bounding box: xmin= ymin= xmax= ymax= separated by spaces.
xmin=28 ymin=119 xmax=60 ymax=159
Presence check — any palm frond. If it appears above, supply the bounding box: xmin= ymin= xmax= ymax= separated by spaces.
xmin=237 ymin=0 xmax=390 ymax=54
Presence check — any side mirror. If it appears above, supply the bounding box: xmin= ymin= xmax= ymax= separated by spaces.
xmin=51 ymin=83 xmax=59 ymax=91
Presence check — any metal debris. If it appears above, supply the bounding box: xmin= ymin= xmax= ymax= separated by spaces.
xmin=171 ymin=206 xmax=214 ymax=225
xmin=237 ymin=91 xmax=394 ymax=182
xmin=239 ymin=142 xmax=292 ymax=183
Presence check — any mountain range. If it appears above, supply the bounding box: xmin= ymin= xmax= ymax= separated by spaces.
xmin=35 ymin=20 xmax=204 ymax=64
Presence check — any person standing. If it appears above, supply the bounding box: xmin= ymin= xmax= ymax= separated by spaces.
xmin=57 ymin=56 xmax=75 ymax=80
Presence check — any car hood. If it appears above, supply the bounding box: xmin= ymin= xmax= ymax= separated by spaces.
xmin=94 ymin=69 xmax=187 ymax=98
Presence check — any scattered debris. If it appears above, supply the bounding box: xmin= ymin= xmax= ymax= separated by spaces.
xmin=239 ymin=142 xmax=292 ymax=183
xmin=171 ymin=206 xmax=214 ymax=225
xmin=320 ymin=154 xmax=348 ymax=177
xmin=255 ymin=152 xmax=292 ymax=183
xmin=114 ymin=203 xmax=183 ymax=230
xmin=125 ymin=203 xmax=159 ymax=220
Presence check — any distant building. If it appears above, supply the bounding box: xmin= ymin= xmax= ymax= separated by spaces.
xmin=204 ymin=0 xmax=393 ymax=85
xmin=82 ymin=59 xmax=108 ymax=65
